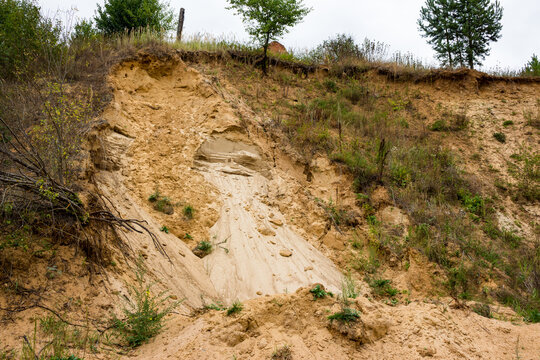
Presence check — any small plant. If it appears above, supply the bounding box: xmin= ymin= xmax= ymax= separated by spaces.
xmin=323 ymin=79 xmax=338 ymax=93
xmin=197 ymin=241 xmax=212 ymax=253
xmin=327 ymin=308 xmax=361 ymax=323
xmin=183 ymin=205 xmax=195 ymax=219
xmin=493 ymin=132 xmax=506 ymax=143
xmin=369 ymin=278 xmax=399 ymax=298
xmin=271 ymin=344 xmax=292 ymax=360
xmin=160 ymin=226 xmax=169 ymax=234
xmin=310 ymin=284 xmax=333 ymax=300
xmin=472 ymin=303 xmax=492 ymax=318
xmin=502 ymin=120 xmax=514 ymax=127
xmin=184 ymin=233 xmax=193 ymax=240
xmin=226 ymin=301 xmax=243 ymax=316
xmin=113 ymin=259 xmax=181 ymax=347
xmin=341 ymin=274 xmax=359 ymax=301
xmin=148 ymin=188 xmax=174 ymax=215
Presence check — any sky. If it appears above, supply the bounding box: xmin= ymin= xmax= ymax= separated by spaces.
xmin=39 ymin=0 xmax=540 ymax=71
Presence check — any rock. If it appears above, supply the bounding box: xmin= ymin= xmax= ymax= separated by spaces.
xmin=256 ymin=291 xmax=263 ymax=296
xmin=322 ymin=229 xmax=346 ymax=251
xmin=257 ymin=337 xmax=268 ymax=349
xmin=269 ymin=218 xmax=284 ymax=227
xmin=304 ymin=266 xmax=314 ymax=271
xmin=280 ymin=249 xmax=293 ymax=257
xmin=258 ymin=227 xmax=276 ymax=236
xmin=418 ymin=346 xmax=437 ymax=357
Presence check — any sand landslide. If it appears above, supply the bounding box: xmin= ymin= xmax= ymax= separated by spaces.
xmin=90 ymin=53 xmax=540 ymax=359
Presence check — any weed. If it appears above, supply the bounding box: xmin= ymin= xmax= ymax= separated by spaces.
xmin=160 ymin=226 xmax=169 ymax=234
xmin=194 ymin=241 xmax=213 ymax=256
xmin=183 ymin=205 xmax=195 ymax=219
xmin=493 ymin=132 xmax=506 ymax=143
xmin=328 ymin=308 xmax=361 ymax=323
xmin=271 ymin=344 xmax=292 ymax=360
xmin=310 ymin=284 xmax=333 ymax=300
xmin=341 ymin=274 xmax=359 ymax=301
xmin=369 ymin=278 xmax=399 ymax=297
xmin=113 ymin=259 xmax=181 ymax=347
xmin=472 ymin=303 xmax=492 ymax=318
xmin=503 ymin=120 xmax=514 ymax=127
xmin=184 ymin=233 xmax=193 ymax=240
xmin=226 ymin=301 xmax=243 ymax=316
xmin=148 ymin=189 xmax=174 ymax=215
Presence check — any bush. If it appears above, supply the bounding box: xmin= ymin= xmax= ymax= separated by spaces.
xmin=183 ymin=204 xmax=195 ymax=219
xmin=0 ymin=0 xmax=62 ymax=79
xmin=493 ymin=132 xmax=506 ymax=143
xmin=113 ymin=260 xmax=181 ymax=347
xmin=310 ymin=284 xmax=333 ymax=300
xmin=311 ymin=34 xmax=362 ymax=63
xmin=328 ymin=308 xmax=360 ymax=323
xmin=95 ymin=0 xmax=175 ymax=35
xmin=226 ymin=300 xmax=243 ymax=316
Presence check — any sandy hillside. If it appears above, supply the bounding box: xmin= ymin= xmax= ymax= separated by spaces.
xmin=98 ymin=54 xmax=539 ymax=359
xmin=1 ymin=51 xmax=538 ymax=360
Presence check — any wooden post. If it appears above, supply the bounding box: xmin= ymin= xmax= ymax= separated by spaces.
xmin=176 ymin=8 xmax=185 ymax=42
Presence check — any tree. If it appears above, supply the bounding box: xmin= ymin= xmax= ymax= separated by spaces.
xmin=95 ymin=0 xmax=174 ymax=35
xmin=522 ymin=54 xmax=540 ymax=77
xmin=0 ymin=0 xmax=62 ymax=79
xmin=418 ymin=0 xmax=503 ymax=69
xmin=226 ymin=0 xmax=311 ymax=75
xmin=418 ymin=0 xmax=461 ymax=67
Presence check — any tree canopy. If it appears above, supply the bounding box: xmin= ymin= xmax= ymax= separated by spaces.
xmin=418 ymin=0 xmax=503 ymax=69
xmin=227 ymin=0 xmax=311 ymax=74
xmin=95 ymin=0 xmax=175 ymax=35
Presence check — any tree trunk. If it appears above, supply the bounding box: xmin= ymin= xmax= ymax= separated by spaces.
xmin=262 ymin=33 xmax=270 ymax=75
xmin=176 ymin=8 xmax=185 ymax=42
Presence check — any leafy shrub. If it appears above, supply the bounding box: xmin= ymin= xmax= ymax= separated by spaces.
xmin=183 ymin=204 xmax=195 ymax=219
xmin=328 ymin=308 xmax=360 ymax=323
xmin=493 ymin=132 xmax=506 ymax=143
xmin=369 ymin=278 xmax=399 ymax=297
xmin=226 ymin=301 xmax=243 ymax=316
xmin=323 ymin=79 xmax=338 ymax=93
xmin=311 ymin=34 xmax=362 ymax=63
xmin=310 ymin=284 xmax=333 ymax=300
xmin=113 ymin=260 xmax=181 ymax=347
xmin=148 ymin=189 xmax=174 ymax=214
xmin=502 ymin=120 xmax=514 ymax=127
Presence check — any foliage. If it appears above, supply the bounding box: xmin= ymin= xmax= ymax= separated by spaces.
xmin=226 ymin=0 xmax=311 ymax=74
xmin=310 ymin=284 xmax=333 ymax=300
xmin=183 ymin=204 xmax=194 ymax=219
xmin=492 ymin=132 xmax=506 ymax=143
xmin=160 ymin=225 xmax=169 ymax=233
xmin=113 ymin=259 xmax=181 ymax=347
xmin=311 ymin=34 xmax=362 ymax=63
xmin=327 ymin=308 xmax=360 ymax=323
xmin=522 ymin=54 xmax=540 ymax=77
xmin=369 ymin=278 xmax=399 ymax=297
xmin=30 ymin=82 xmax=93 ymax=185
xmin=418 ymin=0 xmax=503 ymax=68
xmin=148 ymin=189 xmax=174 ymax=214
xmin=195 ymin=241 xmax=213 ymax=254
xmin=0 ymin=0 xmax=62 ymax=79
xmin=95 ymin=0 xmax=175 ymax=35
xmin=226 ymin=300 xmax=243 ymax=316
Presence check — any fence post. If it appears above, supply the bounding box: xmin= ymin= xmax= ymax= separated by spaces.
xmin=176 ymin=8 xmax=185 ymax=42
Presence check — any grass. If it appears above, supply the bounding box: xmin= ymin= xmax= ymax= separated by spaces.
xmin=226 ymin=301 xmax=243 ymax=316
xmin=195 ymin=241 xmax=212 ymax=253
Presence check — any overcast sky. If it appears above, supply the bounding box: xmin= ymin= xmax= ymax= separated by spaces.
xmin=39 ymin=0 xmax=539 ymax=70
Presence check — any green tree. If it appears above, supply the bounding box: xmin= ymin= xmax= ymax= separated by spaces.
xmin=226 ymin=0 xmax=311 ymax=74
xmin=522 ymin=54 xmax=540 ymax=77
xmin=418 ymin=0 xmax=503 ymax=69
xmin=418 ymin=0 xmax=461 ymax=67
xmin=94 ymin=0 xmax=175 ymax=35
xmin=0 ymin=0 xmax=62 ymax=79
